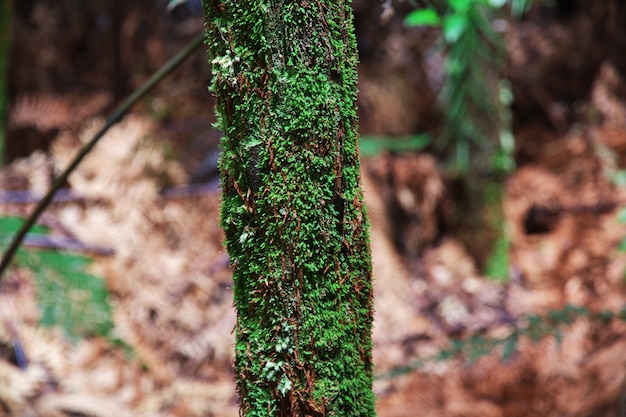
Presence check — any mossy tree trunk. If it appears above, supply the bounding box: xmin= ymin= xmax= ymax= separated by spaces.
xmin=202 ymin=1 xmax=376 ymax=416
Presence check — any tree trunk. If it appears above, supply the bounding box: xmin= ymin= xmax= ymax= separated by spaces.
xmin=0 ymin=0 xmax=13 ymax=165
xmin=202 ymin=1 xmax=376 ymax=416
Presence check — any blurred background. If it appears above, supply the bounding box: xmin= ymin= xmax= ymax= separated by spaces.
xmin=1 ymin=0 xmax=626 ymax=416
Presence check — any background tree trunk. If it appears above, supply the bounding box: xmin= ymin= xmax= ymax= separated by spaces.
xmin=0 ymin=0 xmax=12 ymax=165
xmin=202 ymin=1 xmax=376 ymax=415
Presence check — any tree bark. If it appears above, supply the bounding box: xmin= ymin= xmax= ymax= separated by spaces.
xmin=202 ymin=1 xmax=376 ymax=416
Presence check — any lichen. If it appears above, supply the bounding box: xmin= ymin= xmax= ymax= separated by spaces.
xmin=202 ymin=1 xmax=375 ymax=415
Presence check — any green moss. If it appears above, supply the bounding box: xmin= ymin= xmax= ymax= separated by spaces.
xmin=203 ymin=1 xmax=375 ymax=415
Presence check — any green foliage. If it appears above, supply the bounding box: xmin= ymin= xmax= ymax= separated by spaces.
xmin=405 ymin=0 xmax=514 ymax=174
xmin=509 ymin=0 xmax=533 ymax=17
xmin=405 ymin=8 xmax=441 ymax=26
xmin=0 ymin=216 xmax=114 ymax=341
xmin=484 ymin=232 xmax=510 ymax=280
xmin=406 ymin=0 xmax=517 ymax=281
xmin=606 ymin=165 xmax=626 ymax=254
xmin=26 ymin=251 xmax=113 ymax=340
xmin=359 ymin=134 xmax=431 ymax=157
xmin=613 ymin=208 xmax=626 ymax=271
xmin=610 ymin=169 xmax=626 ymax=188
xmin=0 ymin=216 xmax=48 ymax=235
xmin=378 ymin=304 xmax=622 ymax=380
xmin=482 ymin=180 xmax=510 ymax=280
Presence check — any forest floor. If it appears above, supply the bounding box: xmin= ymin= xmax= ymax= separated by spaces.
xmin=2 ymin=1 xmax=626 ymax=416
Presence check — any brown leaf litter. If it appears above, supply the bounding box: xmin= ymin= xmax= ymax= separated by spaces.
xmin=2 ymin=62 xmax=626 ymax=415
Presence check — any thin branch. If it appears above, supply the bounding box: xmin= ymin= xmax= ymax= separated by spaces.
xmin=0 ymin=33 xmax=205 ymax=281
